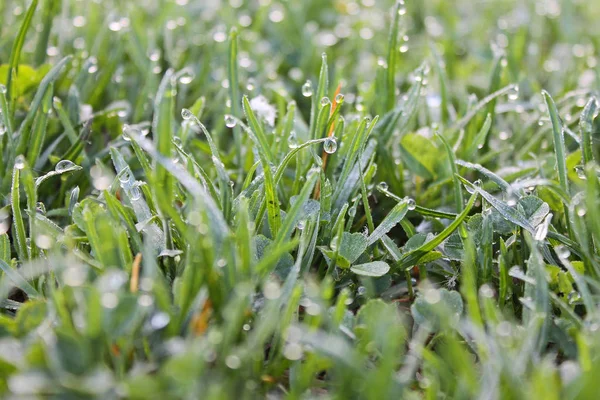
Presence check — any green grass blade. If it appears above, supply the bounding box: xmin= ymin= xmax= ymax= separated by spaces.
xmin=579 ymin=98 xmax=598 ymax=165
xmin=242 ymin=96 xmax=275 ymax=164
xmin=542 ymin=90 xmax=569 ymax=195
xmin=396 ymin=192 xmax=477 ymax=270
xmin=11 ymin=157 xmax=28 ymax=261
xmin=0 ymin=259 xmax=39 ymax=299
xmin=367 ymin=198 xmax=410 ymax=246
xmin=6 ymin=0 xmax=39 ymax=115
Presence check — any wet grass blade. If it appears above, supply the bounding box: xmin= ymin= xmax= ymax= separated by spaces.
xmin=579 ymin=98 xmax=598 ymax=165
xmin=228 ymin=28 xmax=242 ymax=168
xmin=385 ymin=0 xmax=402 ymax=111
xmin=457 ymin=175 xmax=535 ymax=233
xmin=396 ymin=192 xmax=477 ymax=270
xmin=0 ymin=260 xmax=39 ymax=299
xmin=367 ymin=198 xmax=409 ymax=246
xmin=11 ymin=158 xmax=28 ymax=261
xmin=6 ymin=0 xmax=39 ymax=115
xmin=542 ymin=91 xmax=569 ymax=195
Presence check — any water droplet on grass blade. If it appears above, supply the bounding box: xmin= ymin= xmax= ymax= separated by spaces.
xmin=35 ymin=234 xmax=53 ymax=249
xmin=0 ymin=84 xmax=6 ymax=94
xmin=181 ymin=108 xmax=193 ymax=120
xmin=178 ymin=70 xmax=194 ymax=85
xmin=224 ymin=114 xmax=236 ymax=128
xmin=508 ymin=85 xmax=520 ymax=101
xmin=288 ymin=131 xmax=298 ymax=149
xmin=55 ymin=160 xmax=77 ymax=172
xmin=302 ymin=80 xmax=313 ymax=97
xmin=324 ymin=136 xmax=337 ymax=153
xmin=321 ymin=97 xmax=331 ymax=107
xmin=575 ymin=165 xmax=586 ymax=180
xmin=397 ymin=0 xmax=407 ymax=15
xmin=130 ymin=185 xmax=142 ymax=200
xmin=122 ymin=124 xmax=132 ymax=141
xmin=118 ymin=168 xmax=132 ymax=183
xmin=555 ymin=245 xmax=571 ymax=259
xmin=150 ymin=312 xmax=170 ymax=330
xmin=335 ymin=93 xmax=345 ymax=103
xmin=15 ymin=155 xmax=25 ymax=170
xmin=404 ymin=197 xmax=416 ymax=210
xmin=377 ymin=181 xmax=389 ymax=191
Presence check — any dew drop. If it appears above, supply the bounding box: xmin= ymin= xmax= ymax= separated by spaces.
xmin=226 ymin=355 xmax=241 ymax=369
xmin=178 ymin=71 xmax=194 ymax=85
xmin=575 ymin=165 xmax=586 ymax=180
xmin=283 ymin=343 xmax=303 ymax=360
xmin=224 ymin=114 xmax=236 ymax=128
xmin=14 ymin=155 xmax=26 ymax=170
xmin=301 ymin=80 xmax=313 ymax=97
xmin=246 ymin=78 xmax=256 ymax=91
xmin=34 ymin=234 xmax=53 ymax=249
xmin=297 ymin=219 xmax=306 ymax=230
xmin=122 ymin=124 xmax=132 ymax=141
xmin=335 ymin=93 xmax=345 ymax=104
xmin=321 ymin=97 xmax=331 ymax=107
xmin=36 ymin=202 xmax=46 ymax=215
xmin=118 ymin=168 xmax=132 ymax=183
xmin=397 ymin=0 xmax=407 ymax=15
xmin=181 ymin=108 xmax=193 ymax=120
xmin=288 ymin=131 xmax=299 ymax=149
xmin=55 ymin=160 xmax=77 ymax=172
xmin=0 ymin=84 xmax=6 ymax=94
xmin=324 ymin=136 xmax=337 ymax=154
xmin=404 ymin=197 xmax=416 ymax=210
xmin=131 ymin=186 xmax=142 ymax=201
xmin=377 ymin=181 xmax=389 ymax=191
xmin=150 ymin=312 xmax=170 ymax=330
xmin=508 ymin=85 xmax=520 ymax=101
xmin=555 ymin=245 xmax=571 ymax=259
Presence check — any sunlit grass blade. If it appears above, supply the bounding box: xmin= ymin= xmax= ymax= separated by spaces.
xmin=6 ymin=0 xmax=39 ymax=114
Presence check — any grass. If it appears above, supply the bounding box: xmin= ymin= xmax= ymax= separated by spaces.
xmin=1 ymin=0 xmax=600 ymax=398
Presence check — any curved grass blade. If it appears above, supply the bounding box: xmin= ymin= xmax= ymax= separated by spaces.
xmin=0 ymin=260 xmax=39 ymax=299
xmin=457 ymin=175 xmax=535 ymax=233
xmin=396 ymin=192 xmax=478 ymax=271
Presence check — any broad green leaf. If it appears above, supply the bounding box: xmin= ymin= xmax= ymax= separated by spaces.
xmin=399 ymin=133 xmax=444 ymax=179
xmin=411 ymin=288 xmax=463 ymax=330
xmin=350 ymin=261 xmax=390 ymax=277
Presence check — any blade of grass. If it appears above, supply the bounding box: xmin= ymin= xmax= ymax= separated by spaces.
xmin=6 ymin=0 xmax=39 ymax=115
